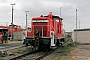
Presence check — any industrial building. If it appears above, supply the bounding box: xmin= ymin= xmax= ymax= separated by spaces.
xmin=72 ymin=28 xmax=90 ymax=44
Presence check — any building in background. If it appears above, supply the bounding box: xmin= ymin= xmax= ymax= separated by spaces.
xmin=72 ymin=28 xmax=90 ymax=44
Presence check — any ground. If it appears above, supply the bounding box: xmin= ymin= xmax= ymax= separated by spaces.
xmin=43 ymin=37 xmax=90 ymax=60
xmin=60 ymin=45 xmax=90 ymax=60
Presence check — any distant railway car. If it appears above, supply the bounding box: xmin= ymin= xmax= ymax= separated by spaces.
xmin=0 ymin=24 xmax=24 ymax=43
xmin=8 ymin=24 xmax=24 ymax=40
xmin=23 ymin=13 xmax=65 ymax=49
xmin=0 ymin=26 xmax=8 ymax=44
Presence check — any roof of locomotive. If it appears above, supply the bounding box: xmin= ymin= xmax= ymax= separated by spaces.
xmin=32 ymin=13 xmax=63 ymax=20
xmin=0 ymin=26 xmax=9 ymax=28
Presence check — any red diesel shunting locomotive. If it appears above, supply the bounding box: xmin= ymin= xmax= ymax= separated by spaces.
xmin=23 ymin=12 xmax=65 ymax=49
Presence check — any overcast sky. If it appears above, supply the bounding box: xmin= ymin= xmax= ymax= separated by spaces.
xmin=0 ymin=0 xmax=90 ymax=32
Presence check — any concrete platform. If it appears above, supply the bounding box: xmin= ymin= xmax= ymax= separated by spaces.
xmin=8 ymin=40 xmax=23 ymax=44
xmin=0 ymin=40 xmax=23 ymax=45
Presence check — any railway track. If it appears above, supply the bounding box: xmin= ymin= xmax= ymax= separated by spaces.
xmin=10 ymin=49 xmax=53 ymax=60
xmin=10 ymin=50 xmax=40 ymax=60
xmin=0 ymin=43 xmax=25 ymax=57
xmin=0 ymin=43 xmax=24 ymax=51
xmin=10 ymin=37 xmax=69 ymax=60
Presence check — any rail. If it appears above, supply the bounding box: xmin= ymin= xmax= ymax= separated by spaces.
xmin=10 ymin=50 xmax=39 ymax=60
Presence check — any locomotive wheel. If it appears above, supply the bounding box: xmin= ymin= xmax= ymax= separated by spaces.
xmin=56 ymin=39 xmax=59 ymax=46
xmin=26 ymin=43 xmax=28 ymax=46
